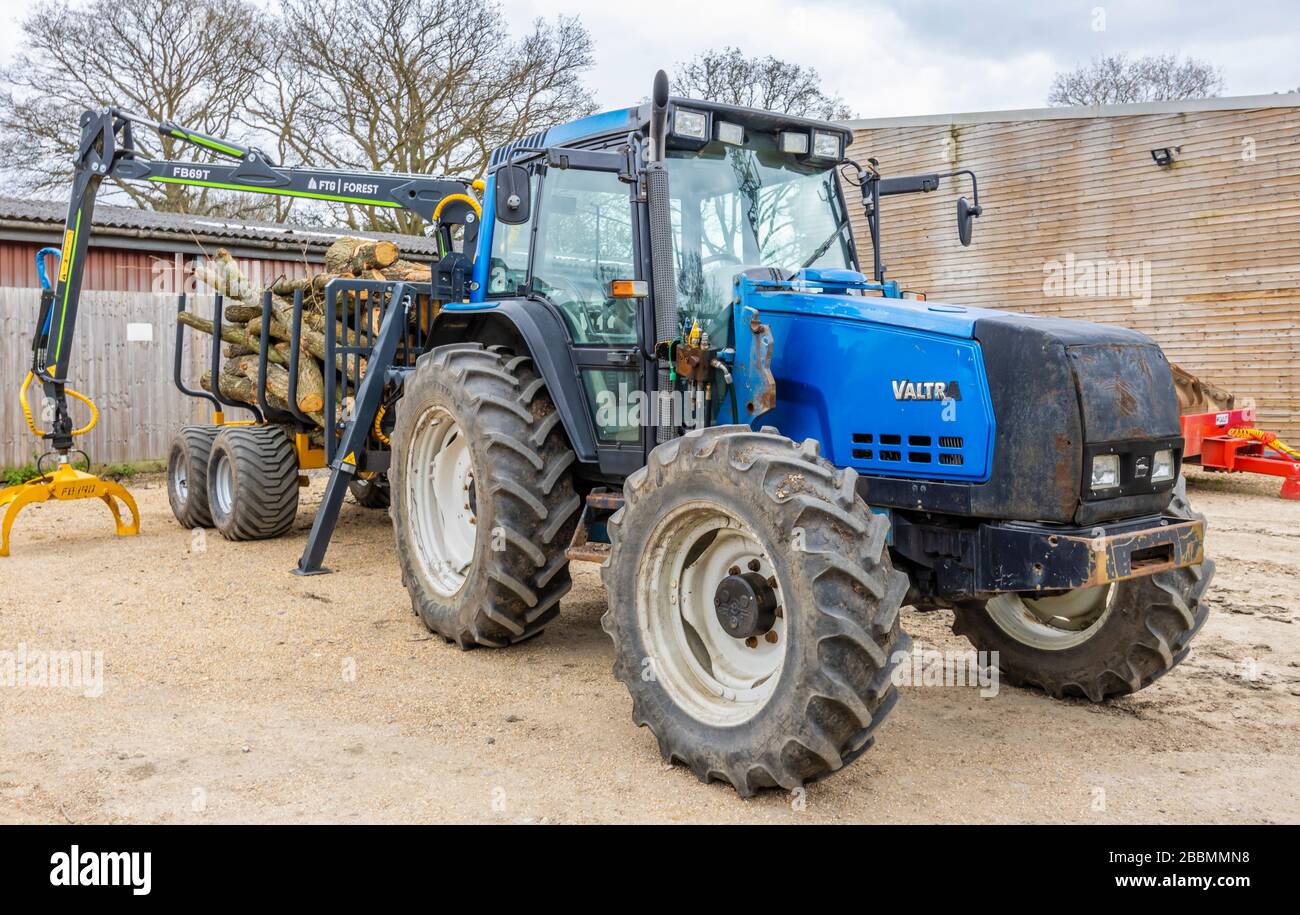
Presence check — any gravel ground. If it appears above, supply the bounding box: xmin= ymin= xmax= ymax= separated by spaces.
xmin=1 ymin=466 xmax=1297 ymax=824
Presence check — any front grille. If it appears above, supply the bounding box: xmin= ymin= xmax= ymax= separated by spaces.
xmin=850 ymin=429 xmax=966 ymax=474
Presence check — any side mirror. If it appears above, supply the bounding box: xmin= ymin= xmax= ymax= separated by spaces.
xmin=957 ymin=196 xmax=981 ymax=247
xmin=495 ymin=164 xmax=531 ymax=225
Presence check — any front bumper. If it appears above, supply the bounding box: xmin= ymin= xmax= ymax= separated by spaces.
xmin=890 ymin=512 xmax=1206 ymax=601
xmin=980 ymin=514 xmax=1204 ymax=592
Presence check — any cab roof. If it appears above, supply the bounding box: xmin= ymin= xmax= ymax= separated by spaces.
xmin=487 ymin=99 xmax=853 ymax=172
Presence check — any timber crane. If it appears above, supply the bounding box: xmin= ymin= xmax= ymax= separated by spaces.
xmin=1 ymin=107 xmax=480 ymax=556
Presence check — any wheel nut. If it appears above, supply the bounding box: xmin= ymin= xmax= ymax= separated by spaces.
xmin=747 ymin=558 xmax=761 ymax=572
xmin=745 ymin=636 xmax=758 ymax=648
xmin=728 ymin=565 xmax=741 ymax=576
xmin=764 ymin=630 xmax=778 ymax=644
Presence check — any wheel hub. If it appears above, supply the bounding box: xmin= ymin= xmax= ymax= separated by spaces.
xmin=714 ymin=571 xmax=778 ymax=639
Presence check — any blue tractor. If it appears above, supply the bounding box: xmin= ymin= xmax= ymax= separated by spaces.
xmin=387 ymin=73 xmax=1212 ymax=794
xmin=36 ymin=72 xmax=1211 ymax=795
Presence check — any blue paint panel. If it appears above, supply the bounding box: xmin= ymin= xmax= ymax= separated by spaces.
xmin=463 ymin=172 xmax=496 ymax=307
xmin=541 ymin=107 xmax=642 ymax=146
xmin=739 ymin=287 xmax=996 ymax=482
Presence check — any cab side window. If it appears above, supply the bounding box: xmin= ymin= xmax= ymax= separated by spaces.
xmin=531 ymin=168 xmax=637 ymax=345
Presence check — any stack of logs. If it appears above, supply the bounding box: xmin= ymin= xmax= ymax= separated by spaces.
xmin=179 ymin=237 xmax=432 ymax=435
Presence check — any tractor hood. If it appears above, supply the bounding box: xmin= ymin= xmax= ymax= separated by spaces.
xmin=731 ymin=269 xmax=1182 ymax=524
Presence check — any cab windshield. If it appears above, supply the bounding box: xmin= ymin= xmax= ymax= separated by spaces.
xmin=668 ymin=133 xmax=854 ymax=342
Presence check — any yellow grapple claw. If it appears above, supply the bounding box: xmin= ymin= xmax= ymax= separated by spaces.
xmin=0 ymin=462 xmax=140 ymax=557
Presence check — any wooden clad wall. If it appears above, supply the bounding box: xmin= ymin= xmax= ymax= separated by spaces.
xmin=846 ymin=104 xmax=1300 ymax=439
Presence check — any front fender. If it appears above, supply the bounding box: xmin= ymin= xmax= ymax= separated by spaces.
xmin=429 ymin=299 xmax=598 ymax=464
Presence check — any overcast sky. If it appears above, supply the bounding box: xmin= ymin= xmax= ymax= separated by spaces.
xmin=0 ymin=1 xmax=1294 ymax=119
xmin=503 ymin=0 xmax=1300 ymax=117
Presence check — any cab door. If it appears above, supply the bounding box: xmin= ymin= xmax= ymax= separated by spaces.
xmin=528 ymin=162 xmax=648 ymax=476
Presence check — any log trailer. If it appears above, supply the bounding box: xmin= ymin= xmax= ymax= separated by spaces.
xmin=21 ymin=73 xmax=1214 ymax=795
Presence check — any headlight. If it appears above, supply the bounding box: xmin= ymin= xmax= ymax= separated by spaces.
xmin=1090 ymin=454 xmax=1120 ymax=491
xmin=716 ymin=121 xmax=745 ymax=146
xmin=779 ymin=131 xmax=809 ymax=155
xmin=1151 ymin=448 xmax=1175 ymax=482
xmin=812 ymin=130 xmax=841 ymax=160
xmin=672 ymin=108 xmax=708 ymax=141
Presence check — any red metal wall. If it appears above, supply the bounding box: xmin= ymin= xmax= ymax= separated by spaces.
xmin=0 ymin=240 xmax=316 ymax=291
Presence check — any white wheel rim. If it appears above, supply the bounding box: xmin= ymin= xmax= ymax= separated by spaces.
xmin=405 ymin=407 xmax=476 ymax=597
xmin=985 ymin=585 xmax=1114 ymax=651
xmin=172 ymin=457 xmax=188 ymax=502
xmin=638 ymin=501 xmax=787 ymax=726
xmin=212 ymin=451 xmax=234 ymax=517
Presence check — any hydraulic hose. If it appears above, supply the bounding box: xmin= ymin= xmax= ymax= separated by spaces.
xmin=19 ymin=371 xmax=98 ymax=438
xmin=1229 ymin=426 xmax=1300 ymax=460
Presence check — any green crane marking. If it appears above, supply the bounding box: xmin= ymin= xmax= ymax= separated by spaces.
xmin=53 ymin=207 xmax=82 ymax=365
xmin=148 ymin=176 xmax=400 ymax=208
xmin=168 ymin=129 xmax=244 ymax=158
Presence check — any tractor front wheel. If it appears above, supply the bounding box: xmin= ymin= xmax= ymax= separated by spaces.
xmin=951 ymin=478 xmax=1214 ymax=701
xmin=601 ymin=426 xmax=910 ymax=796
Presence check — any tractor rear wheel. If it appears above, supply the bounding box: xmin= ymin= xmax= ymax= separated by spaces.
xmin=168 ymin=425 xmax=219 ymax=528
xmin=389 ymin=344 xmax=580 ymax=648
xmin=951 ymin=478 xmax=1213 ymax=701
xmin=206 ymin=425 xmax=300 ymax=541
xmin=601 ymin=426 xmax=910 ymax=796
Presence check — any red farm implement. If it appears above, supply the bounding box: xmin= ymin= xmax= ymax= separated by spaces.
xmin=1181 ymin=405 xmax=1300 ymax=500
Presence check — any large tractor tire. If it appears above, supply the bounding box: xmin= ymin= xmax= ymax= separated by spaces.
xmin=389 ymin=344 xmax=581 ymax=648
xmin=168 ymin=425 xmax=219 ymax=528
xmin=206 ymin=425 xmax=300 ymax=541
xmin=951 ymin=478 xmax=1213 ymax=701
xmin=601 ymin=426 xmax=910 ymax=796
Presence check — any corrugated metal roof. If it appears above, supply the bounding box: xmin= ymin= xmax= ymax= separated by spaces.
xmin=0 ymin=195 xmax=439 ymax=256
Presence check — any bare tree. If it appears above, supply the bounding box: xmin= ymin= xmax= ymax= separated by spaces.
xmin=672 ymin=47 xmax=853 ymax=120
xmin=256 ymin=0 xmax=596 ymax=234
xmin=1048 ymin=53 xmax=1225 ymax=106
xmin=0 ymin=0 xmax=279 ymax=217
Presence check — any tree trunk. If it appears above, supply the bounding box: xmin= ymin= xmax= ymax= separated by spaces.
xmin=325 ymin=237 xmax=400 ymax=274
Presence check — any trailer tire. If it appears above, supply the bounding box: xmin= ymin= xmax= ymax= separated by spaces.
xmin=389 ymin=344 xmax=580 ymax=648
xmin=168 ymin=425 xmax=219 ymax=528
xmin=206 ymin=425 xmax=300 ymax=541
xmin=601 ymin=426 xmax=910 ymax=796
xmin=951 ymin=478 xmax=1213 ymax=701
xmin=349 ymin=475 xmax=390 ymax=509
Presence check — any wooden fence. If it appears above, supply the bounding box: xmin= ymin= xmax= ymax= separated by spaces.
xmin=1 ymin=288 xmax=256 ymax=468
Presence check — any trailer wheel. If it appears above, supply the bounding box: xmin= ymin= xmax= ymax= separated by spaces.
xmin=389 ymin=344 xmax=580 ymax=648
xmin=168 ymin=425 xmax=220 ymax=528
xmin=601 ymin=426 xmax=910 ymax=796
xmin=951 ymin=478 xmax=1214 ymax=701
xmin=349 ymin=475 xmax=390 ymax=509
xmin=206 ymin=425 xmax=300 ymax=541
